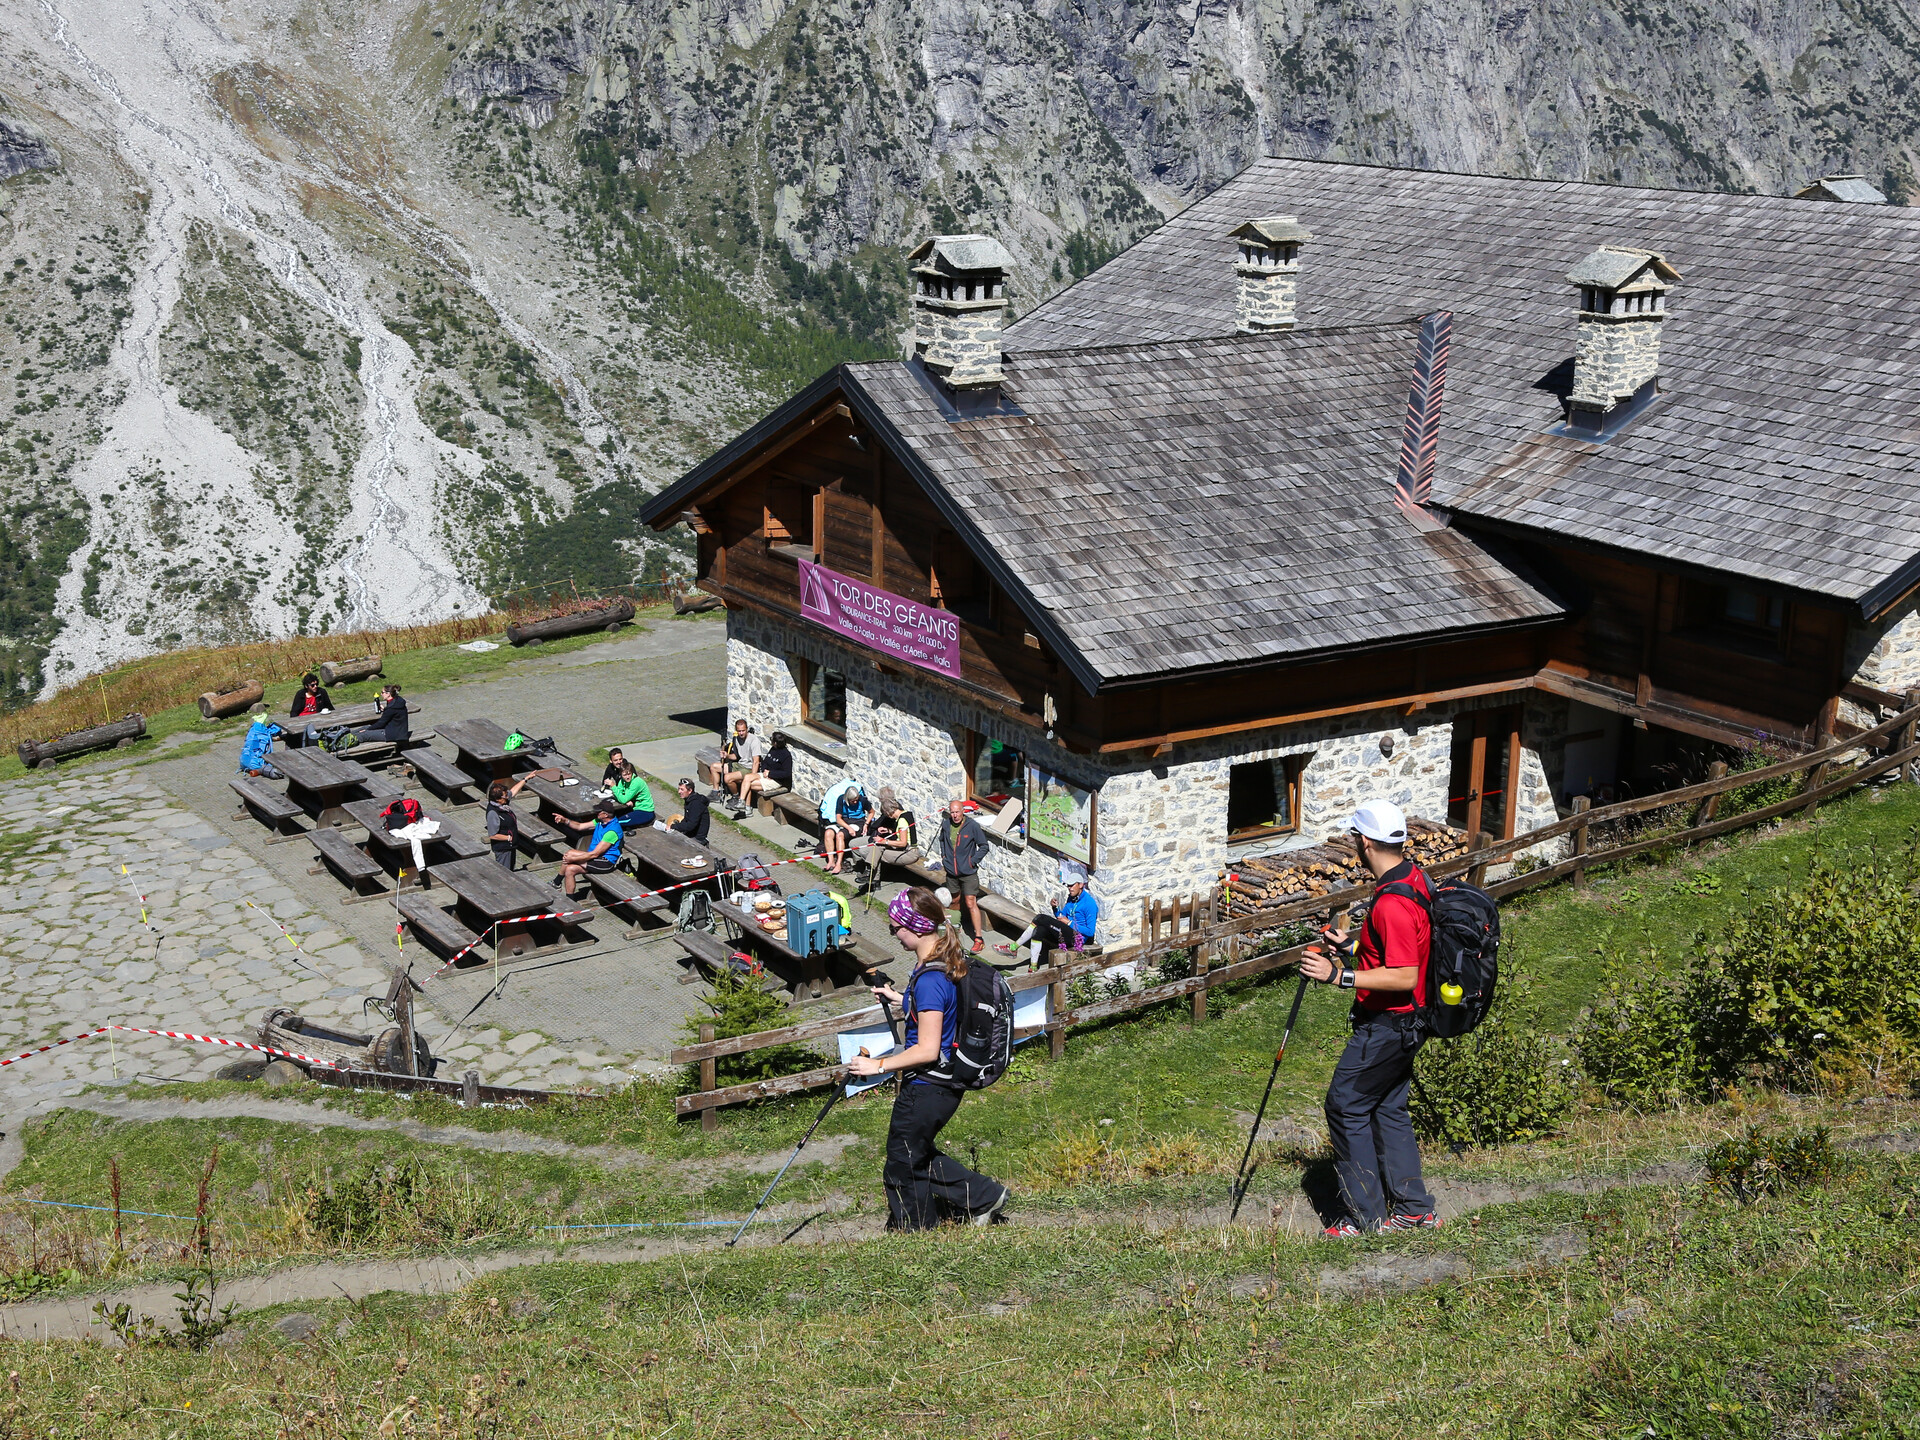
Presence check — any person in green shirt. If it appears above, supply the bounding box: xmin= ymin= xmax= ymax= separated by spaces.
xmin=609 ymin=759 xmax=656 ymax=828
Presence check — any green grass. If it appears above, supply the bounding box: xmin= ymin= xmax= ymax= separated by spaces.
xmin=11 ymin=1151 xmax=1918 ymax=1437
xmin=0 ymin=607 xmax=721 ymax=784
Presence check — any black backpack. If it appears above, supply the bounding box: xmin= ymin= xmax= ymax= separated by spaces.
xmin=909 ymin=962 xmax=1015 ymax=1091
xmin=1370 ymin=872 xmax=1500 ymax=1040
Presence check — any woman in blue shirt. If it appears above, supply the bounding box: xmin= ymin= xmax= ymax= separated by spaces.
xmin=847 ymin=887 xmax=1010 ymax=1230
xmin=996 ymin=862 xmax=1099 ymax=969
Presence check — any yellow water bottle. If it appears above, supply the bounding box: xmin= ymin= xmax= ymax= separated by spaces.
xmin=1440 ymin=983 xmax=1464 ymax=1006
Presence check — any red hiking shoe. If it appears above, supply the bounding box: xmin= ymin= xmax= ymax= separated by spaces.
xmin=1381 ymin=1211 xmax=1441 ymax=1231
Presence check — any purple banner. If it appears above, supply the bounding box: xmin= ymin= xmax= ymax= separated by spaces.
xmin=798 ymin=560 xmax=963 ymax=679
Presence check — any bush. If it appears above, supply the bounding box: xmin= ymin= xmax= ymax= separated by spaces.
xmin=679 ymin=972 xmax=819 ymax=1091
xmin=303 ymin=1157 xmax=519 ymax=1247
xmin=1577 ymin=846 xmax=1920 ymax=1102
xmin=1703 ymin=1124 xmax=1839 ymax=1203
xmin=1410 ymin=959 xmax=1576 ymax=1147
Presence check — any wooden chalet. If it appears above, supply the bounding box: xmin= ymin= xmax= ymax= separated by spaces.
xmin=641 ymin=158 xmax=1920 ymax=938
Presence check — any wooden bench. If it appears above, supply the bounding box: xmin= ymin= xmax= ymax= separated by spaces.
xmin=675 ymin=930 xmax=788 ymax=997
xmin=307 ymin=828 xmax=386 ymax=895
xmin=396 ymin=892 xmax=483 ymax=958
xmin=876 ymin=846 xmax=944 ymax=887
xmin=752 ymin=781 xmax=789 ymax=817
xmin=694 ymin=745 xmax=725 ymax=786
xmin=357 ymin=774 xmax=404 ymax=800
xmin=515 ymin=810 xmax=566 ymax=859
xmin=584 ymin=867 xmax=671 ymax=937
xmin=229 ymin=777 xmax=307 ymax=842
xmin=407 ymin=748 xmax=483 ymax=805
xmin=767 ymin=790 xmax=821 ymax=835
xmin=977 ymin=891 xmax=1032 ymax=932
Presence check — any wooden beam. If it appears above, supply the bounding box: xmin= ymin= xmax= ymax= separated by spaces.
xmin=1531 ymin=667 xmax=1818 ymax=751
xmin=1502 ymin=715 xmax=1523 ymax=842
xmin=680 ymin=403 xmax=854 ymax=513
xmin=1097 ymin=672 xmax=1536 ymax=754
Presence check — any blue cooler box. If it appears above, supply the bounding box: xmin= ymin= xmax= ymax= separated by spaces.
xmin=785 ymin=890 xmax=840 ymax=957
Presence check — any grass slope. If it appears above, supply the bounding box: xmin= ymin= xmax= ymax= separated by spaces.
xmin=7 ymin=1152 xmax=1917 ymax=1437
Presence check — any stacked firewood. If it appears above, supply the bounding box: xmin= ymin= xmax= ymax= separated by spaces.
xmin=1220 ymin=818 xmax=1467 ymax=918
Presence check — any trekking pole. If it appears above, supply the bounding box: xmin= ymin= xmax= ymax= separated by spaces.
xmin=1228 ymin=967 xmax=1312 ymax=1222
xmin=727 ymin=996 xmax=899 ymax=1248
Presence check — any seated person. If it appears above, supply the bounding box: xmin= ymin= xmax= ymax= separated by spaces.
xmin=717 ymin=719 xmax=768 ymax=814
xmin=237 ymin=716 xmax=283 ymax=778
xmin=862 ymin=787 xmax=916 ymax=868
xmin=287 ymin=673 xmax=332 ymax=745
xmin=552 ymin=802 xmax=624 ymax=897
xmin=609 ymin=759 xmax=655 ymax=828
xmin=821 ymin=783 xmax=871 ymax=875
xmin=304 ymin=682 xmax=407 ymax=749
xmin=601 ymin=747 xmax=628 ymax=787
xmin=668 ymin=777 xmax=711 ymax=844
xmin=997 ymin=862 xmax=1099 ymax=969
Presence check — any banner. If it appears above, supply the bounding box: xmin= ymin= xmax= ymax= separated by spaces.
xmin=799 ymin=559 xmax=963 ymax=679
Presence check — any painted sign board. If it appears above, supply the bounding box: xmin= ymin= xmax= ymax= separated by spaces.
xmin=798 ymin=559 xmax=963 ymax=680
xmin=1026 ymin=763 xmax=1097 ymax=867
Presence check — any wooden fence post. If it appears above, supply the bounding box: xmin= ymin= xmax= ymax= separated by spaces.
xmin=1191 ymin=889 xmax=1212 ymax=1025
xmin=1800 ymin=752 xmax=1830 ymax=816
xmin=699 ymin=1022 xmax=717 ymax=1133
xmin=1049 ymin=976 xmax=1067 ymax=1060
xmin=1466 ymin=832 xmax=1491 ymax=888
xmin=1570 ymin=797 xmax=1590 ymax=889
xmin=1906 ymin=690 xmax=1920 ymax=784
xmin=1693 ymin=761 xmax=1728 ymax=826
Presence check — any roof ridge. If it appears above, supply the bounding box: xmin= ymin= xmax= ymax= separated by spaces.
xmin=999 ymin=316 xmax=1420 ymax=362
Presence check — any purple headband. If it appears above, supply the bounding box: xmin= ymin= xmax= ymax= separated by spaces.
xmin=887 ymin=890 xmax=936 ymax=935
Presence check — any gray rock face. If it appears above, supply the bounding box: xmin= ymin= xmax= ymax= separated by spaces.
xmin=0 ymin=115 xmax=57 ymax=180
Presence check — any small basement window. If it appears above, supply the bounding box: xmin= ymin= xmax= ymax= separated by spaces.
xmin=1227 ymin=756 xmax=1306 ymax=842
xmin=800 ymin=660 xmax=848 ymax=737
xmin=965 ymin=730 xmax=1026 ymax=813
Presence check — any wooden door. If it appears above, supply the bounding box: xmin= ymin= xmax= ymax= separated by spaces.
xmin=1447 ymin=706 xmax=1523 ymax=839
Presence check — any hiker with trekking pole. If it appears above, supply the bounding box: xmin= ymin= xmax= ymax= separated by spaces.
xmin=847 ymin=887 xmax=1014 ymax=1230
xmin=1229 ymin=801 xmax=1500 ymax=1236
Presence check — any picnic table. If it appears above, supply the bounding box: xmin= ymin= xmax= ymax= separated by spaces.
xmin=436 ymin=717 xmax=537 ymax=782
xmin=428 ymin=855 xmax=594 ymax=959
xmin=521 ymin=767 xmax=603 ymax=826
xmin=340 ymin=797 xmax=484 ymax=885
xmin=621 ymin=822 xmax=719 ymax=886
xmin=273 ymin=747 xmax=374 ymax=828
xmin=714 ymin=890 xmax=879 ymax=1000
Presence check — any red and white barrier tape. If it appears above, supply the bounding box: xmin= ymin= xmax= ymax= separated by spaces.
xmin=428 ymin=907 xmax=598 ymax=976
xmin=1 ymin=1024 xmax=340 ymax=1073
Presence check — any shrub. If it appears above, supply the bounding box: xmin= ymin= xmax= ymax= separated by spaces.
xmin=1577 ymin=846 xmax=1920 ymax=1102
xmin=1702 ymin=1125 xmax=1839 ymax=1203
xmin=1410 ymin=958 xmax=1577 ymax=1147
xmin=679 ymin=971 xmax=818 ymax=1090
xmin=303 ymin=1157 xmax=519 ymax=1247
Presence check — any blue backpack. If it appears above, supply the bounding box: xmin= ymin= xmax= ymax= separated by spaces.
xmin=238 ymin=719 xmax=282 ymax=777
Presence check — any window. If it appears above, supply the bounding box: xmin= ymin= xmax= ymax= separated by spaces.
xmin=763 ymin=477 xmax=816 ymax=562
xmin=965 ymin=730 xmax=1026 ymax=812
xmin=1680 ymin=579 xmax=1788 ymax=655
xmin=800 ymin=660 xmax=847 ymax=737
xmin=1227 ymin=756 xmax=1305 ymax=841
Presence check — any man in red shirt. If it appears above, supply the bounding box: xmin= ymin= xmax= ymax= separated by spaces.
xmin=1301 ymin=800 xmax=1440 ymax=1236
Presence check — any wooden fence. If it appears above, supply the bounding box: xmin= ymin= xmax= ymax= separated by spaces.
xmin=670 ymin=700 xmax=1920 ymax=1124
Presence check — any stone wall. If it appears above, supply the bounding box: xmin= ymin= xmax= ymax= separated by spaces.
xmin=1847 ymin=593 xmax=1920 ymax=698
xmin=1571 ymin=311 xmax=1663 ymax=408
xmin=725 ymin=611 xmax=1576 ymax=941
xmin=1233 ymin=256 xmax=1299 ymax=331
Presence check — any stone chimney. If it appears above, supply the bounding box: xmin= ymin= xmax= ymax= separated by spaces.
xmin=908 ymin=234 xmax=1016 ymax=389
xmin=1793 ymin=173 xmax=1889 ymax=204
xmin=1566 ymin=246 xmax=1680 ymax=417
xmin=1228 ymin=216 xmax=1312 ymax=332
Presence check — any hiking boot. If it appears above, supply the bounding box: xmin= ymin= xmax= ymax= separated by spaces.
xmin=971 ymin=1190 xmax=1011 ymax=1226
xmin=1322 ymin=1217 xmax=1366 ymax=1239
xmin=970 ymin=937 xmax=985 ymax=954
xmin=1381 ymin=1210 xmax=1442 ymax=1231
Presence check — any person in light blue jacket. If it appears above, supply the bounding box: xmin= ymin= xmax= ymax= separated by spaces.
xmin=996 ymin=861 xmax=1098 ymax=969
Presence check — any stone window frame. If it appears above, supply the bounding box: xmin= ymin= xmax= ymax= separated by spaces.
xmin=794 ymin=656 xmax=849 ymax=739
xmin=1224 ymin=753 xmax=1308 ymax=843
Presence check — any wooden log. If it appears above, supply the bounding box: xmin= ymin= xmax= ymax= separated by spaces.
xmin=198 ymin=680 xmax=264 ymax=719
xmin=1693 ymin=761 xmax=1729 ymax=826
xmin=319 ymin=655 xmax=383 ymax=688
xmin=17 ymin=713 xmax=145 ymax=768
xmin=673 ymin=590 xmax=722 ymax=615
xmin=1570 ymin=796 xmax=1590 ymax=889
xmin=699 ymin=1022 xmax=717 ymax=1133
xmin=505 ymin=597 xmax=636 ymax=646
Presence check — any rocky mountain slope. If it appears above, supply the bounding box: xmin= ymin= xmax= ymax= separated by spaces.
xmin=1 ymin=0 xmax=1915 ymax=698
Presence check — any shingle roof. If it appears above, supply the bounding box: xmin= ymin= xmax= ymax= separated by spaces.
xmin=1006 ymin=158 xmax=1920 ymax=612
xmin=841 ymin=327 xmax=1563 ymax=686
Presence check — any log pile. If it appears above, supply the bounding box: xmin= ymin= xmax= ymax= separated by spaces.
xmin=1221 ymin=817 xmax=1467 ymax=918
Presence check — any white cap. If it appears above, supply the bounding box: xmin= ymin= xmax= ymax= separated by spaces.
xmin=1349 ymin=800 xmax=1408 ymax=845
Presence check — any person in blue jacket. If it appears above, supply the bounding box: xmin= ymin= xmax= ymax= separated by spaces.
xmin=996 ymin=861 xmax=1099 ymax=969
xmin=237 ymin=716 xmax=283 ymax=778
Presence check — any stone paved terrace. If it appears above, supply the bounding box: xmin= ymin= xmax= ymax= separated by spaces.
xmin=0 ymin=612 xmax=826 ymax=1137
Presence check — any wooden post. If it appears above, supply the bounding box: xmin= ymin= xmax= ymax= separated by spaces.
xmin=699 ymin=1022 xmax=718 ymax=1133
xmin=395 ymin=972 xmax=416 ymax=1077
xmin=1693 ymin=761 xmax=1728 ymax=827
xmin=1467 ymin=832 xmax=1492 ymax=888
xmin=1049 ymin=976 xmax=1067 ymax=1060
xmin=462 ymin=1069 xmax=480 ymax=1108
xmin=1905 ymin=690 xmax=1920 ymax=784
xmin=1800 ymin=750 xmax=1829 ymax=815
xmin=1570 ymin=797 xmax=1590 ymax=889
xmin=1191 ymin=889 xmax=1212 ymax=1025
